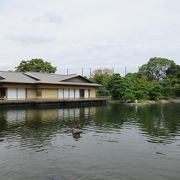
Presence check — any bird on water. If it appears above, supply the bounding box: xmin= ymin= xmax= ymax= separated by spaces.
xmin=71 ymin=124 xmax=83 ymax=138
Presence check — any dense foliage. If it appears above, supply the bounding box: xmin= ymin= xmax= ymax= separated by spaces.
xmin=90 ymin=57 xmax=180 ymax=102
xmin=15 ymin=59 xmax=57 ymax=73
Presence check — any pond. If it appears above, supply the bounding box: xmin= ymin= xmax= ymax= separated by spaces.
xmin=0 ymin=103 xmax=180 ymax=180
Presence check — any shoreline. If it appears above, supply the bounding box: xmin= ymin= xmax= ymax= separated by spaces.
xmin=0 ymin=98 xmax=107 ymax=109
xmin=129 ymin=99 xmax=180 ymax=105
xmin=108 ymin=99 xmax=180 ymax=105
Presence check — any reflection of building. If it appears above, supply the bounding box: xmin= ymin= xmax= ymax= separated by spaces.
xmin=0 ymin=71 xmax=101 ymax=102
xmin=6 ymin=110 xmax=26 ymax=123
xmin=3 ymin=107 xmax=97 ymax=125
xmin=58 ymin=107 xmax=96 ymax=121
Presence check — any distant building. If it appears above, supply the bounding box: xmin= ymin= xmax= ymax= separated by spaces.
xmin=0 ymin=71 xmax=101 ymax=101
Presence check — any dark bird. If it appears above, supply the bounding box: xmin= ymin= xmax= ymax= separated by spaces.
xmin=71 ymin=125 xmax=83 ymax=139
xmin=71 ymin=128 xmax=83 ymax=134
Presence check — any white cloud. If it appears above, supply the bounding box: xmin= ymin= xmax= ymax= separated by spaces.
xmin=32 ymin=13 xmax=63 ymax=24
xmin=6 ymin=35 xmax=56 ymax=44
xmin=0 ymin=0 xmax=179 ymax=74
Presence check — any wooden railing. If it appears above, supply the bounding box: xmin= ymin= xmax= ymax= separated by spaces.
xmin=0 ymin=96 xmax=110 ymax=102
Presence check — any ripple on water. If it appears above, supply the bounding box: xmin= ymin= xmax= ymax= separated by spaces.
xmin=0 ymin=104 xmax=180 ymax=180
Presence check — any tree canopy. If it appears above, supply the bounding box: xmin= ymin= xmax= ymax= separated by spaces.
xmin=91 ymin=57 xmax=180 ymax=102
xmin=139 ymin=57 xmax=175 ymax=80
xmin=15 ymin=59 xmax=57 ymax=73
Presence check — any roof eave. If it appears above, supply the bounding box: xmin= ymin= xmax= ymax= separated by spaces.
xmin=37 ymin=82 xmax=102 ymax=87
xmin=0 ymin=81 xmax=102 ymax=87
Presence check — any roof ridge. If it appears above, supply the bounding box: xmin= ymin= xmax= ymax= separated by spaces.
xmin=0 ymin=71 xmax=23 ymax=73
xmin=23 ymin=73 xmax=40 ymax=81
xmin=25 ymin=71 xmax=77 ymax=76
xmin=59 ymin=74 xmax=79 ymax=81
xmin=0 ymin=71 xmax=78 ymax=77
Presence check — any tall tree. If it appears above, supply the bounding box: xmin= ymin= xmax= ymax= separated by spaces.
xmin=139 ymin=57 xmax=175 ymax=81
xmin=166 ymin=64 xmax=180 ymax=78
xmin=15 ymin=59 xmax=57 ymax=73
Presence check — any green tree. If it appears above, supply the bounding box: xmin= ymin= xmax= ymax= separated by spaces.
xmin=15 ymin=59 xmax=57 ymax=73
xmin=90 ymin=68 xmax=113 ymax=96
xmin=90 ymin=59 xmax=179 ymax=101
xmin=121 ymin=77 xmax=136 ymax=102
xmin=134 ymin=74 xmax=151 ymax=100
xmin=108 ymin=74 xmax=122 ymax=100
xmin=149 ymin=83 xmax=163 ymax=100
xmin=160 ymin=77 xmax=174 ymax=98
xmin=163 ymin=64 xmax=180 ymax=97
xmin=139 ymin=57 xmax=175 ymax=81
xmin=166 ymin=64 xmax=180 ymax=78
xmin=109 ymin=74 xmax=135 ymax=102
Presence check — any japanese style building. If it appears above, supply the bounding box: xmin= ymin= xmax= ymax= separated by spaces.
xmin=0 ymin=71 xmax=101 ymax=101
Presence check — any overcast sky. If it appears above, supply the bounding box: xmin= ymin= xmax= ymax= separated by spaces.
xmin=0 ymin=0 xmax=179 ymax=74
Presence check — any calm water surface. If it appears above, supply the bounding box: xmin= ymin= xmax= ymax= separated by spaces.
xmin=0 ymin=103 xmax=180 ymax=180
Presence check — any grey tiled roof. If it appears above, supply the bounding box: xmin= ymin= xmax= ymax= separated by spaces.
xmin=0 ymin=71 xmax=36 ymax=83
xmin=24 ymin=72 xmax=79 ymax=83
xmin=0 ymin=71 xmax=101 ymax=87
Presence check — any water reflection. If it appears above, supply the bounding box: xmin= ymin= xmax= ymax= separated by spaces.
xmin=0 ymin=104 xmax=180 ymax=180
xmin=96 ymin=104 xmax=180 ymax=143
xmin=0 ymin=107 xmax=97 ymax=147
xmin=0 ymin=104 xmax=180 ymax=145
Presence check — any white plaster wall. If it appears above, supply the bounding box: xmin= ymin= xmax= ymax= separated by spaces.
xmin=75 ymin=89 xmax=80 ymax=98
xmin=17 ymin=88 xmax=26 ymax=99
xmin=69 ymin=89 xmax=74 ymax=98
xmin=85 ymin=89 xmax=89 ymax=98
xmin=64 ymin=89 xmax=69 ymax=99
xmin=58 ymin=89 xmax=64 ymax=99
xmin=7 ymin=88 xmax=17 ymax=100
